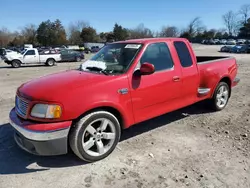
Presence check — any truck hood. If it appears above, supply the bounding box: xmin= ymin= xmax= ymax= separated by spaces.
xmin=5 ymin=53 xmax=23 ymax=60
xmin=18 ymin=69 xmax=107 ymax=101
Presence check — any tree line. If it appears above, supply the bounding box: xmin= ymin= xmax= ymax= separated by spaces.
xmin=0 ymin=4 xmax=250 ymax=47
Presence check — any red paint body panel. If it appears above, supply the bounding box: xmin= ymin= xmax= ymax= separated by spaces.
xmin=197 ymin=57 xmax=237 ymax=100
xmin=11 ymin=38 xmax=239 ymax=131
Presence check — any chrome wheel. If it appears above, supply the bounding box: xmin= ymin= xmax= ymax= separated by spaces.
xmin=82 ymin=118 xmax=116 ymax=157
xmin=216 ymin=85 xmax=229 ymax=108
xmin=47 ymin=59 xmax=55 ymax=66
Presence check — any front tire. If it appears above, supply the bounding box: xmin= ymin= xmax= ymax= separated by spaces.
xmin=209 ymin=82 xmax=230 ymax=111
xmin=69 ymin=111 xmax=121 ymax=162
xmin=11 ymin=60 xmax=21 ymax=68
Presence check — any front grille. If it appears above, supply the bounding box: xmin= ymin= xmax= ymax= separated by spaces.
xmin=15 ymin=95 xmax=29 ymax=117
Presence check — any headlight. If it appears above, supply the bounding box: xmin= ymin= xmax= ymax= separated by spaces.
xmin=31 ymin=104 xmax=62 ymax=119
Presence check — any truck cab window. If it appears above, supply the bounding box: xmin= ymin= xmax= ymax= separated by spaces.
xmin=25 ymin=50 xmax=35 ymax=55
xmin=174 ymin=41 xmax=193 ymax=67
xmin=140 ymin=42 xmax=173 ymax=71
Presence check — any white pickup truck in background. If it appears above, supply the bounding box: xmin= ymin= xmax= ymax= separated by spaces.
xmin=4 ymin=48 xmax=61 ymax=68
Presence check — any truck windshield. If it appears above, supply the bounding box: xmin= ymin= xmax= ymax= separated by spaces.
xmin=80 ymin=43 xmax=143 ymax=74
xmin=21 ymin=49 xmax=27 ymax=55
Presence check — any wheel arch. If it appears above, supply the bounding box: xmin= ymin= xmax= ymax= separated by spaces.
xmin=212 ymin=76 xmax=232 ymax=98
xmin=12 ymin=59 xmax=22 ymax=63
xmin=46 ymin=58 xmax=56 ymax=62
xmin=72 ymin=106 xmax=126 ymax=131
xmin=220 ymin=77 xmax=231 ymax=97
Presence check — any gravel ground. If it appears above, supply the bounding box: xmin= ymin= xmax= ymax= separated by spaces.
xmin=0 ymin=45 xmax=249 ymax=188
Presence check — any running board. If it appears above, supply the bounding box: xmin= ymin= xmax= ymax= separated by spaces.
xmin=198 ymin=88 xmax=211 ymax=96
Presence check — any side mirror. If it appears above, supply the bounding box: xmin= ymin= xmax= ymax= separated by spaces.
xmin=140 ymin=62 xmax=155 ymax=75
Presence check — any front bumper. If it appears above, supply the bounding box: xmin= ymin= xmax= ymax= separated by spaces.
xmin=9 ymin=108 xmax=72 ymax=156
xmin=4 ymin=60 xmax=11 ymax=64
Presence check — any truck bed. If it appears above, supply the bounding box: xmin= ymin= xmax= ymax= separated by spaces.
xmin=196 ymin=56 xmax=237 ymax=99
xmin=196 ymin=56 xmax=230 ymax=64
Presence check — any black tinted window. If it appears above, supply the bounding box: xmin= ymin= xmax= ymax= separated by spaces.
xmin=25 ymin=50 xmax=35 ymax=55
xmin=174 ymin=41 xmax=193 ymax=67
xmin=140 ymin=42 xmax=173 ymax=71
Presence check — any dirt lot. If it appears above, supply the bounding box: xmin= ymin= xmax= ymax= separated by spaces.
xmin=0 ymin=45 xmax=249 ymax=188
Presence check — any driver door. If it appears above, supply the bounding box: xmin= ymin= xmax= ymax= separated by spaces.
xmin=23 ymin=50 xmax=38 ymax=64
xmin=129 ymin=42 xmax=183 ymax=123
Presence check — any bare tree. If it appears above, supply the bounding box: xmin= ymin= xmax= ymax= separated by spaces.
xmin=0 ymin=27 xmax=15 ymax=47
xmin=21 ymin=24 xmax=37 ymax=44
xmin=239 ymin=4 xmax=250 ymax=24
xmin=128 ymin=23 xmax=154 ymax=39
xmin=68 ymin=20 xmax=89 ymax=45
xmin=186 ymin=17 xmax=205 ymax=37
xmin=222 ymin=11 xmax=237 ymax=36
xmin=159 ymin=26 xmax=179 ymax=37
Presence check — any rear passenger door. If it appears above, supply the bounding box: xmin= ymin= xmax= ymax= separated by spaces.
xmin=173 ymin=41 xmax=199 ymax=105
xmin=130 ymin=42 xmax=183 ymax=123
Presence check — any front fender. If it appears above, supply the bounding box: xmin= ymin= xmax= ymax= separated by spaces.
xmin=60 ymin=75 xmax=135 ymax=128
xmin=80 ymin=101 xmax=133 ymax=128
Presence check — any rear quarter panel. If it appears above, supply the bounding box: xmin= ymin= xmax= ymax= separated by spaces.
xmin=39 ymin=54 xmax=61 ymax=63
xmin=198 ymin=57 xmax=237 ymax=99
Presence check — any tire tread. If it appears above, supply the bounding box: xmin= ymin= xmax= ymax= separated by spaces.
xmin=69 ymin=111 xmax=120 ymax=162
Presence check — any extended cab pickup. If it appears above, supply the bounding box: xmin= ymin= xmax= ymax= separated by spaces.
xmin=9 ymin=38 xmax=240 ymax=162
xmin=4 ymin=48 xmax=61 ymax=68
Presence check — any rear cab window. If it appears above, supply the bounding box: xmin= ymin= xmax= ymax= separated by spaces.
xmin=173 ymin=41 xmax=193 ymax=67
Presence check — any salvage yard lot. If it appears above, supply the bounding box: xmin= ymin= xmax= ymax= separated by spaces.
xmin=0 ymin=45 xmax=249 ymax=188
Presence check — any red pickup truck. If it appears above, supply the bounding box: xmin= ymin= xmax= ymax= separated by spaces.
xmin=9 ymin=38 xmax=240 ymax=162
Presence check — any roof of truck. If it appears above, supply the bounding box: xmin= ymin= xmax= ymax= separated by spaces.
xmin=113 ymin=38 xmax=188 ymax=44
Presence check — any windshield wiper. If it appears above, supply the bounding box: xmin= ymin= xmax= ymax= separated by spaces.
xmin=85 ymin=66 xmax=109 ymax=75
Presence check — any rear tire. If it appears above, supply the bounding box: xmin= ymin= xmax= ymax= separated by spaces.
xmin=46 ymin=59 xmax=55 ymax=66
xmin=209 ymin=82 xmax=230 ymax=111
xmin=11 ymin=60 xmax=21 ymax=68
xmin=69 ymin=111 xmax=121 ymax=162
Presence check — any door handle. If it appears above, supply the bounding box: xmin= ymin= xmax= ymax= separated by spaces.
xmin=172 ymin=76 xmax=180 ymax=82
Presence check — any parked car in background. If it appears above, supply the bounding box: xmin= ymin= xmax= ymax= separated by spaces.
xmin=39 ymin=49 xmax=60 ymax=54
xmin=239 ymin=44 xmax=250 ymax=53
xmin=229 ymin=45 xmax=244 ymax=53
xmin=5 ymin=49 xmax=20 ymax=56
xmin=230 ymin=44 xmax=250 ymax=53
xmin=245 ymin=40 xmax=250 ymax=44
xmin=0 ymin=48 xmax=6 ymax=58
xmin=84 ymin=47 xmax=91 ymax=54
xmin=214 ymin=39 xmax=220 ymax=44
xmin=4 ymin=48 xmax=61 ymax=68
xmin=59 ymin=49 xmax=84 ymax=62
xmin=220 ymin=45 xmax=233 ymax=52
xmin=90 ymin=46 xmax=100 ymax=53
xmin=9 ymin=38 xmax=240 ymax=162
xmin=226 ymin=39 xmax=236 ymax=45
xmin=236 ymin=39 xmax=246 ymax=45
xmin=219 ymin=39 xmax=227 ymax=45
xmin=208 ymin=39 xmax=217 ymax=45
xmin=8 ymin=47 xmax=23 ymax=53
